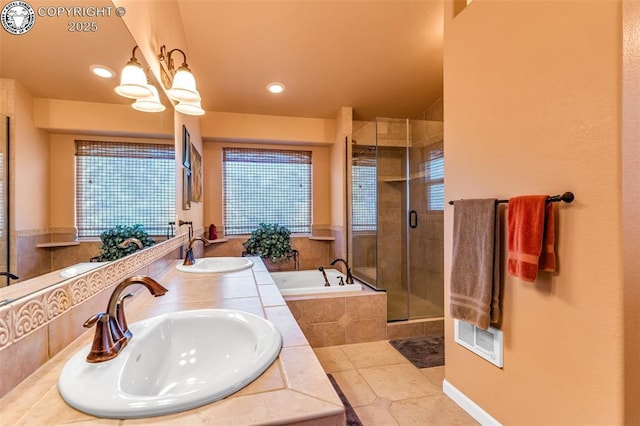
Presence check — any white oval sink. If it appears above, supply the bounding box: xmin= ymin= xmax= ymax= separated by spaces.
xmin=175 ymin=257 xmax=254 ymax=274
xmin=59 ymin=262 xmax=108 ymax=279
xmin=58 ymin=309 xmax=282 ymax=419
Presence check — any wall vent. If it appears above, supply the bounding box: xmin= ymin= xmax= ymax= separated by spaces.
xmin=454 ymin=319 xmax=503 ymax=368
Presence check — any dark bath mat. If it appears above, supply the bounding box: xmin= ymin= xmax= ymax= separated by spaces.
xmin=327 ymin=374 xmax=363 ymax=426
xmin=389 ymin=335 xmax=445 ymax=369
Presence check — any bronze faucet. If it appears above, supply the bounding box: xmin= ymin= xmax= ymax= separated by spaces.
xmin=330 ymin=258 xmax=354 ymax=284
xmin=82 ymin=276 xmax=168 ymax=363
xmin=183 ymin=236 xmax=211 ymax=266
xmin=0 ymin=271 xmax=19 ymax=280
xmin=178 ymin=219 xmax=193 ymax=239
xmin=117 ymin=237 xmax=144 ymax=249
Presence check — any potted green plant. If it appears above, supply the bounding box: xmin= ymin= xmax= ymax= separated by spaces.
xmin=243 ymin=223 xmax=294 ymax=264
xmin=94 ymin=224 xmax=155 ymax=262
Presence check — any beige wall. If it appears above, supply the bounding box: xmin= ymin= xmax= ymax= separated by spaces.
xmin=330 ymin=107 xmax=351 ymax=230
xmin=330 ymin=107 xmax=352 ymax=261
xmin=622 ymin=1 xmax=640 ymax=422
xmin=444 ymin=0 xmax=626 ymax=423
xmin=201 ymin=111 xmax=336 ymax=146
xmin=34 ymin=99 xmax=174 ymax=138
xmin=14 ymin=82 xmax=49 ymax=232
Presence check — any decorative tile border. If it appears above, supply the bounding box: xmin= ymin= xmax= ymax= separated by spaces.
xmin=15 ymin=227 xmax=77 ymax=237
xmin=0 ymin=235 xmax=186 ymax=352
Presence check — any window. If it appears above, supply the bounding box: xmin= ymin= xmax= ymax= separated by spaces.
xmin=424 ymin=143 xmax=444 ymax=211
xmin=223 ymin=147 xmax=312 ymax=235
xmin=75 ymin=140 xmax=175 ymax=237
xmin=351 ymin=149 xmax=377 ymax=231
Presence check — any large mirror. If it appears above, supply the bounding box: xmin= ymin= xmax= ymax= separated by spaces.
xmin=0 ymin=114 xmax=9 ymax=289
xmin=0 ymin=1 xmax=175 ymax=303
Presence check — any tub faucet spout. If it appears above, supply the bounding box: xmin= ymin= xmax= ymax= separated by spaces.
xmin=318 ymin=266 xmax=330 ymax=286
xmin=0 ymin=271 xmax=19 ymax=280
xmin=330 ymin=258 xmax=354 ymax=284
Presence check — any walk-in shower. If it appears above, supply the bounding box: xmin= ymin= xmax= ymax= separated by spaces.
xmin=348 ymin=117 xmax=444 ymax=321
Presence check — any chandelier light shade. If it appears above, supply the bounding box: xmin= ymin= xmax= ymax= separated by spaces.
xmin=175 ymin=98 xmax=205 ymax=116
xmin=115 ymin=46 xmax=153 ymax=99
xmin=167 ymin=65 xmax=199 ymax=102
xmin=131 ymin=84 xmax=166 ymax=113
xmin=159 ymin=45 xmax=203 ymax=107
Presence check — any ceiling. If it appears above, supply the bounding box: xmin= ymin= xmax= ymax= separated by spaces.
xmin=1 ymin=0 xmax=443 ymax=121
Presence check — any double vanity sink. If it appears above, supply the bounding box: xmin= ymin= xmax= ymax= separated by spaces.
xmin=2 ymin=247 xmax=345 ymax=425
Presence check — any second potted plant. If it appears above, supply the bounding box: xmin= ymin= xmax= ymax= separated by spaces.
xmin=243 ymin=223 xmax=296 ymax=269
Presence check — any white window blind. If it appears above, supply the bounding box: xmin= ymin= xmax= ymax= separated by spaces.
xmin=75 ymin=140 xmax=176 ymax=237
xmin=351 ymin=150 xmax=377 ymax=232
xmin=223 ymin=147 xmax=312 ymax=235
xmin=425 ymin=143 xmax=444 ymax=211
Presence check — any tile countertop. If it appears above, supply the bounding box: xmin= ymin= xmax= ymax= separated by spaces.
xmin=0 ymin=258 xmax=346 ymax=425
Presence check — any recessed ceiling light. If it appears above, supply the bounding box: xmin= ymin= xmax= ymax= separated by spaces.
xmin=266 ymin=82 xmax=285 ymax=94
xmin=90 ymin=65 xmax=115 ymax=79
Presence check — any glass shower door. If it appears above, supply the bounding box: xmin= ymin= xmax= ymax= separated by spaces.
xmin=376 ymin=118 xmax=409 ymax=321
xmin=350 ymin=121 xmax=378 ymax=288
xmin=407 ymin=119 xmax=444 ymax=319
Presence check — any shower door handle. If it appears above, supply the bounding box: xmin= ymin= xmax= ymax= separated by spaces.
xmin=409 ymin=210 xmax=418 ymax=229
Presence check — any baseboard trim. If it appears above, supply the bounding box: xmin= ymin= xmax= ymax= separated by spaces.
xmin=442 ymin=379 xmax=502 ymax=426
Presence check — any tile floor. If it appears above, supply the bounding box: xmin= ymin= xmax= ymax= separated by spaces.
xmin=313 ymin=340 xmax=479 ymax=425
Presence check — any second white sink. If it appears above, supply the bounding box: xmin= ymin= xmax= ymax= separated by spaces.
xmin=176 ymin=257 xmax=254 ymax=274
xmin=59 ymin=262 xmax=108 ymax=279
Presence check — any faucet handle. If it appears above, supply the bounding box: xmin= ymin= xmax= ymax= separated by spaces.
xmin=83 ymin=312 xmax=107 ymax=328
xmin=83 ymin=312 xmax=126 ymax=363
xmin=338 ymin=276 xmax=345 ymax=286
xmin=115 ymin=293 xmax=134 ymax=340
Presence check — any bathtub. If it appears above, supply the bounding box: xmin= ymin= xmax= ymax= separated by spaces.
xmin=270 ymin=268 xmax=363 ymax=296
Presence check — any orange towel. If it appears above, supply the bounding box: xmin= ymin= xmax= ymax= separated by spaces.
xmin=538 ymin=202 xmax=556 ymax=272
xmin=507 ymin=195 xmax=556 ymax=282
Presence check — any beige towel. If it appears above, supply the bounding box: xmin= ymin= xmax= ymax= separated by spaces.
xmin=450 ymin=199 xmax=501 ymax=330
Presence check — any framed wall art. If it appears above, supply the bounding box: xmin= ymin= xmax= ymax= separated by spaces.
xmin=182 ymin=125 xmax=191 ymax=170
xmin=191 ymin=143 xmax=203 ymax=203
xmin=182 ymin=167 xmax=191 ymax=210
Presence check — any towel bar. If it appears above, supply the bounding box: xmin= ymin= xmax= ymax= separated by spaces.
xmin=448 ymin=191 xmax=574 ymax=206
